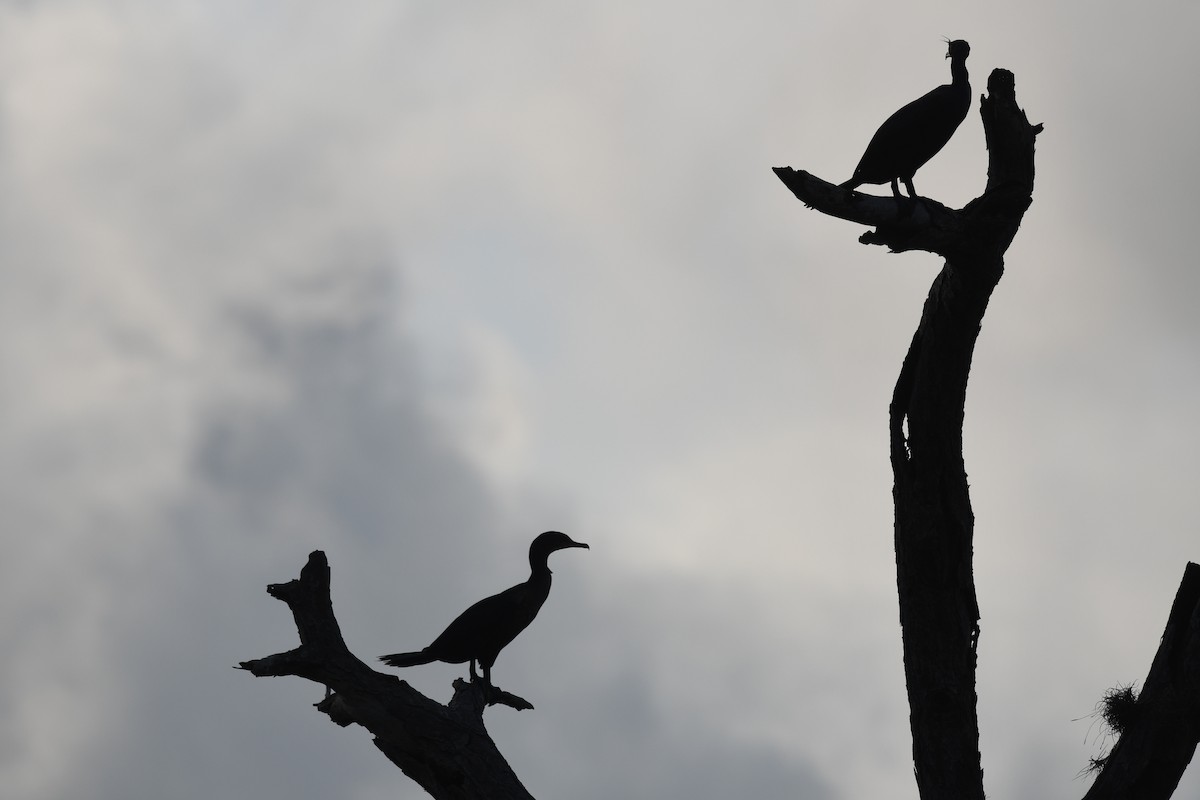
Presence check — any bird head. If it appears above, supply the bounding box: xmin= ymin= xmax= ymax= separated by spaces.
xmin=528 ymin=531 xmax=589 ymax=571
xmin=945 ymin=39 xmax=970 ymax=60
xmin=531 ymin=530 xmax=590 ymax=555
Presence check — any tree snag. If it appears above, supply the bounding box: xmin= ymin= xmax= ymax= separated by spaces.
xmin=1083 ymin=562 xmax=1200 ymax=800
xmin=778 ymin=68 xmax=1040 ymax=800
xmin=779 ymin=65 xmax=1199 ymax=800
xmin=238 ymin=550 xmax=536 ymax=800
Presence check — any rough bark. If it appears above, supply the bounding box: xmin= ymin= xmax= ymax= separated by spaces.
xmin=238 ymin=550 xmax=536 ymax=800
xmin=1084 ymin=562 xmax=1200 ymax=800
xmin=776 ymin=68 xmax=1041 ymax=800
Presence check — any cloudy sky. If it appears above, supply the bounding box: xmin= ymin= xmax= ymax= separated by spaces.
xmin=2 ymin=1 xmax=1198 ymax=798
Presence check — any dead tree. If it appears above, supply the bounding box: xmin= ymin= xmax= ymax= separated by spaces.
xmin=238 ymin=551 xmax=536 ymax=800
xmin=237 ymin=68 xmax=1199 ymax=800
xmin=776 ymin=68 xmax=1199 ymax=799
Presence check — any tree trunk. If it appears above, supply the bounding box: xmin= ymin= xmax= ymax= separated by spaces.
xmin=776 ymin=68 xmax=1041 ymax=800
xmin=1083 ymin=562 xmax=1200 ymax=800
xmin=779 ymin=65 xmax=1200 ymax=800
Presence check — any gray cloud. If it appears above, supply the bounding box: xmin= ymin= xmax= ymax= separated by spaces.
xmin=3 ymin=1 xmax=1199 ymax=799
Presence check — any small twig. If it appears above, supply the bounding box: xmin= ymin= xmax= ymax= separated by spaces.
xmin=450 ymin=679 xmax=535 ymax=713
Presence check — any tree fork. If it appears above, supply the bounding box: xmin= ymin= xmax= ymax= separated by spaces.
xmin=238 ymin=550 xmax=536 ymax=800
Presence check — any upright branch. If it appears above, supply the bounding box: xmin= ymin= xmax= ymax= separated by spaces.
xmin=885 ymin=67 xmax=1039 ymax=800
xmin=238 ymin=551 xmax=536 ymax=800
xmin=776 ymin=68 xmax=1041 ymax=800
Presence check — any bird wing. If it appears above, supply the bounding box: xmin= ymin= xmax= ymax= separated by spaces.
xmin=851 ymin=83 xmax=970 ymax=183
xmin=425 ymin=580 xmax=547 ymax=663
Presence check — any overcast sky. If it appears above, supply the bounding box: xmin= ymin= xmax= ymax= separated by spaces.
xmin=2 ymin=2 xmax=1198 ymax=799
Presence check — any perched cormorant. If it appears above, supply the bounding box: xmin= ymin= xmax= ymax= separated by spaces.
xmin=380 ymin=531 xmax=589 ymax=685
xmin=841 ymin=40 xmax=971 ymax=199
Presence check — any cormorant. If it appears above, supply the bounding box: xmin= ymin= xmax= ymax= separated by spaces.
xmin=379 ymin=531 xmax=589 ymax=685
xmin=841 ymin=40 xmax=971 ymax=199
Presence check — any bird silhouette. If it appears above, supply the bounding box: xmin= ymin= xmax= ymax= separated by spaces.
xmin=841 ymin=39 xmax=971 ymax=199
xmin=380 ymin=531 xmax=589 ymax=686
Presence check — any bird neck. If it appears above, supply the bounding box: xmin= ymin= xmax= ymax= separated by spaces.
xmin=529 ymin=552 xmax=553 ymax=579
xmin=950 ymin=56 xmax=968 ymax=87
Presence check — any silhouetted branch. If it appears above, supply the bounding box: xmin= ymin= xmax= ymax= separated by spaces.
xmin=1083 ymin=562 xmax=1200 ymax=800
xmin=772 ymin=168 xmax=964 ymax=254
xmin=451 ymin=679 xmax=535 ymax=713
xmin=775 ymin=69 xmax=1041 ymax=263
xmin=238 ymin=551 xmax=535 ymax=800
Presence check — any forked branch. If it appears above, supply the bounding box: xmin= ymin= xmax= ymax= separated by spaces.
xmin=238 ymin=551 xmax=535 ymax=800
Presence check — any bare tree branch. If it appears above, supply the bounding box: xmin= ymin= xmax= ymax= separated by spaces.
xmin=771 ymin=168 xmax=964 ymax=255
xmin=238 ymin=551 xmax=536 ymax=800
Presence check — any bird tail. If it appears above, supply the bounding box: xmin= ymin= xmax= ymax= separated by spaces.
xmin=379 ymin=650 xmax=436 ymax=668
